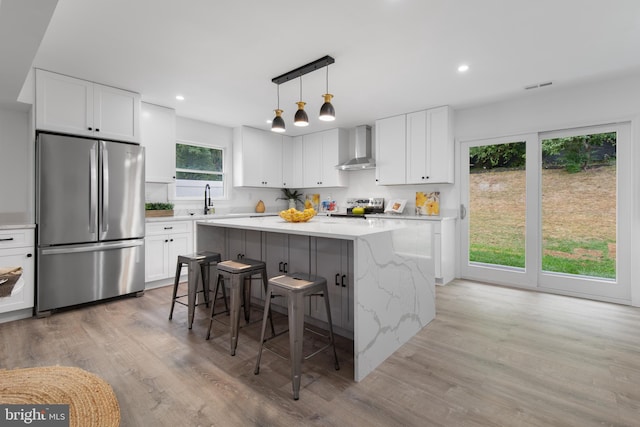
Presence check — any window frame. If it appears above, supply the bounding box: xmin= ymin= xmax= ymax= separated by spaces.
xmin=173 ymin=139 xmax=227 ymax=201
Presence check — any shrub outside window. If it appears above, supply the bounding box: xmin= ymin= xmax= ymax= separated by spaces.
xmin=175 ymin=141 xmax=224 ymax=199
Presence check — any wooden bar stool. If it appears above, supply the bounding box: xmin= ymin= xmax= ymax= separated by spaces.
xmin=207 ymin=258 xmax=273 ymax=355
xmin=169 ymin=251 xmax=225 ymax=329
xmin=254 ymin=272 xmax=340 ymax=400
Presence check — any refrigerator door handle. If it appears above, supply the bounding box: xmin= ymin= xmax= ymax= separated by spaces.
xmin=40 ymin=240 xmax=143 ymax=255
xmin=101 ymin=141 xmax=110 ymax=234
xmin=89 ymin=146 xmax=98 ymax=234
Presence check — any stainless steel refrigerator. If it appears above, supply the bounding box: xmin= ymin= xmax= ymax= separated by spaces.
xmin=36 ymin=132 xmax=145 ymax=315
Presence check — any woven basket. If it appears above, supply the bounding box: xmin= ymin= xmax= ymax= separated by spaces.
xmin=145 ymin=209 xmax=174 ymax=218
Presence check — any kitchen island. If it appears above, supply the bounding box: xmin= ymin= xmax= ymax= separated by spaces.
xmin=196 ymin=215 xmax=435 ymax=381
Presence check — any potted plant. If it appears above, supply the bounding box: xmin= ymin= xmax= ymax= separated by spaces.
xmin=145 ymin=202 xmax=174 ymax=218
xmin=277 ymin=189 xmax=303 ymax=210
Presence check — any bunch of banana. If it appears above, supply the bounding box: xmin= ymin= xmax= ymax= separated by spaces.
xmin=279 ymin=207 xmax=316 ymax=222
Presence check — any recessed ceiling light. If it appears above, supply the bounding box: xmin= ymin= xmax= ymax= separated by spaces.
xmin=176 ymin=95 xmax=185 ymax=101
xmin=457 ymin=64 xmax=469 ymax=73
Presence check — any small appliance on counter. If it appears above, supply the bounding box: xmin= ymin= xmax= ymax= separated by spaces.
xmin=329 ymin=198 xmax=384 ymax=218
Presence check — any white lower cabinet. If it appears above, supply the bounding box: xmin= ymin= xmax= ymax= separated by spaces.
xmin=145 ymin=221 xmax=193 ymax=283
xmin=0 ymin=229 xmax=35 ymax=319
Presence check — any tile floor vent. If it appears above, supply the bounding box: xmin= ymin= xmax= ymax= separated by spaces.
xmin=525 ymin=81 xmax=553 ymax=90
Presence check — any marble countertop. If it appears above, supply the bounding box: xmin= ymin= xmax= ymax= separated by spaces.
xmin=197 ymin=215 xmax=423 ymax=240
xmin=146 ymin=212 xmax=278 ymax=222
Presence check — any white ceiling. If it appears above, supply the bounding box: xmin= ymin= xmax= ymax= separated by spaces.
xmin=8 ymin=0 xmax=640 ymax=135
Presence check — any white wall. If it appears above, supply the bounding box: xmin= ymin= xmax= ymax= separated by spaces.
xmin=453 ymin=72 xmax=640 ymax=306
xmin=0 ymin=107 xmax=31 ymax=222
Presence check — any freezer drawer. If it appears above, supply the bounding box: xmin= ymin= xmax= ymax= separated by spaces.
xmin=37 ymin=240 xmax=144 ymax=313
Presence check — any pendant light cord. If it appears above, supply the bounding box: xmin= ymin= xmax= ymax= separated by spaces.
xmin=299 ymin=77 xmax=303 ymax=101
xmin=325 ymin=65 xmax=329 ymax=93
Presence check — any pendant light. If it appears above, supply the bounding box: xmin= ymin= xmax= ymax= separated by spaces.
xmin=294 ymin=77 xmax=309 ymax=127
xmin=271 ymin=84 xmax=285 ymax=133
xmin=319 ymin=65 xmax=335 ymax=121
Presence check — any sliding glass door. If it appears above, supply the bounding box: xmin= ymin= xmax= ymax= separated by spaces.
xmin=460 ymin=124 xmax=631 ymax=303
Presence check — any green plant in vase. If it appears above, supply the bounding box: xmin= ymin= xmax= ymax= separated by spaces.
xmin=277 ymin=189 xmax=303 ymax=209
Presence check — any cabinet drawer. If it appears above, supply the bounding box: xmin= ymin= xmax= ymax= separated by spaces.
xmin=0 ymin=229 xmax=34 ymax=249
xmin=146 ymin=221 xmax=191 ymax=236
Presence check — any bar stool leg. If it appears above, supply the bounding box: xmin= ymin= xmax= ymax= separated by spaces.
xmin=289 ymin=291 xmax=305 ymax=400
xmin=229 ymin=273 xmax=243 ymax=356
xmin=187 ymin=260 xmax=199 ymax=330
xmin=200 ymin=263 xmax=210 ymax=308
xmin=254 ymin=286 xmax=274 ymax=375
xmin=206 ymin=274 xmax=226 ymax=340
xmin=262 ymin=269 xmax=276 ymax=337
xmin=242 ymin=276 xmax=251 ymax=323
xmin=321 ymin=283 xmax=340 ymax=371
xmin=169 ymin=262 xmax=183 ymax=320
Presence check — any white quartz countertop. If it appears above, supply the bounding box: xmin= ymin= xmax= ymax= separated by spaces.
xmin=146 ymin=212 xmax=278 ymax=222
xmin=197 ymin=215 xmax=419 ymax=239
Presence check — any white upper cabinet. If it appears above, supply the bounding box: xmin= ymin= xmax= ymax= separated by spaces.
xmin=302 ymin=128 xmax=348 ymax=188
xmin=282 ymin=136 xmax=303 ymax=188
xmin=233 ymin=126 xmax=283 ymax=188
xmin=375 ymin=114 xmax=407 ymax=185
xmin=141 ymin=102 xmax=176 ymax=183
xmin=406 ymin=106 xmax=453 ymax=184
xmin=36 ymin=69 xmax=141 ymax=143
xmin=375 ymin=106 xmax=454 ymax=185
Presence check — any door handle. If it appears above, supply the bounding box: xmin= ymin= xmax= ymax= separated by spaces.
xmin=101 ymin=141 xmax=109 ymax=234
xmin=460 ymin=204 xmax=467 ymax=220
xmin=89 ymin=146 xmax=97 ymax=234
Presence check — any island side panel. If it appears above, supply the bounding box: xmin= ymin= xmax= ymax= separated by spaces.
xmin=196 ymin=224 xmax=227 ymax=257
xmin=353 ymin=223 xmax=436 ymax=382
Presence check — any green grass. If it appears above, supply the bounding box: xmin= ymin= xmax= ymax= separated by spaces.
xmin=470 ymin=239 xmax=615 ymax=279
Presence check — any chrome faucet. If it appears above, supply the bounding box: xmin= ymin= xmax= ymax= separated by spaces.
xmin=204 ymin=184 xmax=211 ymax=214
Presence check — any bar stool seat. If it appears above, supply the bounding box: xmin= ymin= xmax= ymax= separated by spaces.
xmin=207 ymin=258 xmax=273 ymax=355
xmin=254 ymin=272 xmax=340 ymax=400
xmin=169 ymin=251 xmax=226 ymax=330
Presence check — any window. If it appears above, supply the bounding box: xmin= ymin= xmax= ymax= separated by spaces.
xmin=175 ymin=141 xmax=224 ymax=199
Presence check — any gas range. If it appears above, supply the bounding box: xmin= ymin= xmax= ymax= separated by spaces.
xmin=343 ymin=197 xmax=385 ymax=215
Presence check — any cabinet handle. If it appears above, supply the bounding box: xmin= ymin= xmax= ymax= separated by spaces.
xmin=279 ymin=261 xmax=284 ymax=272
xmin=26 ymin=253 xmax=33 ymax=258
xmin=96 ymin=128 xmax=100 ymax=132
xmin=335 ymin=273 xmax=340 ymax=286
xmin=283 ymin=262 xmax=288 ymax=273
xmin=164 ymin=239 xmax=168 ymax=243
xmin=170 ymin=239 xmax=174 ymax=242
xmin=0 ymin=237 xmax=14 ymax=241
xmin=341 ymin=274 xmax=346 ymax=287
xmin=164 ymin=227 xmax=173 ymax=230
xmin=88 ymin=127 xmax=92 ymax=131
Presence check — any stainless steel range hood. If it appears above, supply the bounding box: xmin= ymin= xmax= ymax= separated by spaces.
xmin=336 ymin=125 xmax=375 ymax=170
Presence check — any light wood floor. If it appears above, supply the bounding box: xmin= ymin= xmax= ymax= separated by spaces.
xmin=1 ymin=280 xmax=639 ymax=426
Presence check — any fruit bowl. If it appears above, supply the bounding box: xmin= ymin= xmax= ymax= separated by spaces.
xmin=279 ymin=208 xmax=316 ymax=223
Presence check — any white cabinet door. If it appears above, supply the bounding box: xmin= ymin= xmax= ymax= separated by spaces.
xmin=282 ymin=136 xmax=303 ymax=188
xmin=302 ymin=129 xmax=348 ymax=188
xmin=302 ymin=132 xmax=323 ymax=187
xmin=406 ymin=106 xmax=453 ymax=184
xmin=262 ymin=132 xmax=283 ymax=188
xmin=233 ymin=126 xmax=282 ymax=188
xmin=35 ymin=69 xmax=141 ymax=143
xmin=93 ymin=84 xmax=141 ymax=143
xmin=0 ymin=247 xmax=34 ymax=314
xmin=319 ymin=129 xmax=348 ymax=188
xmin=168 ymin=232 xmax=192 ymax=270
xmin=375 ymin=114 xmax=407 ymax=185
xmin=145 ymin=234 xmax=170 ymax=282
xmin=426 ymin=106 xmax=454 ymax=183
xmin=406 ymin=110 xmax=428 ymax=183
xmin=141 ymin=102 xmax=176 ymax=183
xmin=36 ymin=69 xmax=94 ymax=137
